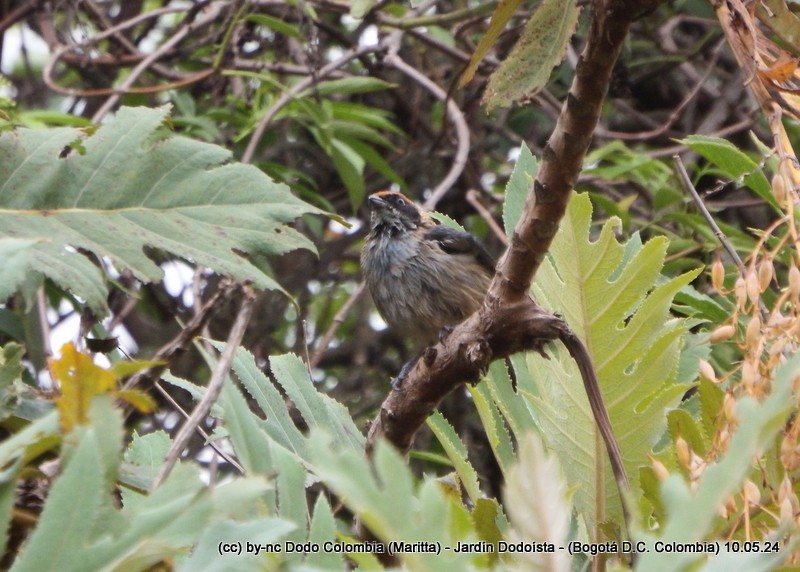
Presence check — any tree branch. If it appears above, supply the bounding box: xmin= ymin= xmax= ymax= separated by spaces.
xmin=364 ymin=0 xmax=666 ymax=537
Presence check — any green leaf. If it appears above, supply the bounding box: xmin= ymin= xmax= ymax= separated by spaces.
xmin=307 ymin=495 xmax=343 ymax=569
xmin=330 ymin=138 xmax=366 ymax=209
xmin=305 ymin=77 xmax=396 ymax=97
xmin=0 ymin=106 xmax=322 ymax=314
xmin=522 ymin=193 xmax=700 ymax=534
xmin=0 ymin=238 xmax=41 ymax=302
xmin=179 ymin=518 xmax=295 ymax=572
xmin=271 ymin=443 xmax=308 ymax=549
xmin=469 ymin=380 xmax=516 ymax=474
xmin=11 ymin=398 xmax=122 ymax=572
xmin=459 ymin=0 xmax=523 ymax=87
xmin=504 ymin=433 xmax=571 ymax=572
xmin=680 ymin=135 xmax=779 ymax=211
xmin=308 ymin=433 xmax=481 ymax=571
xmin=483 ymin=0 xmax=581 ymax=111
xmin=269 ymin=353 xmax=364 ymax=451
xmin=503 ymin=143 xmax=538 ymax=237
xmin=426 ymin=411 xmax=481 ymax=503
xmin=243 ymin=13 xmax=301 ymax=39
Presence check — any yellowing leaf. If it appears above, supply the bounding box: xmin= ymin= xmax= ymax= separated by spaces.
xmin=116 ymin=389 xmax=157 ymax=413
xmin=458 ymin=0 xmax=523 ymax=88
xmin=52 ymin=343 xmax=116 ymax=432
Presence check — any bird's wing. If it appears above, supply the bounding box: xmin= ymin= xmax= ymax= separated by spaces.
xmin=424 ymin=225 xmax=496 ymax=276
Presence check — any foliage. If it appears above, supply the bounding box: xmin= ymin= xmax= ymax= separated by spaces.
xmin=0 ymin=106 xmax=320 ymax=312
xmin=479 ymin=192 xmax=699 ymax=535
xmin=0 ymin=0 xmax=799 ymax=571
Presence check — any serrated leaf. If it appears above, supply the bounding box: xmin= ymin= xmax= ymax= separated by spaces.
xmin=698 ymin=377 xmax=724 ymax=440
xmin=0 ymin=106 xmax=321 ymax=314
xmin=51 ymin=343 xmax=117 ymax=432
xmin=679 ymin=134 xmax=779 ymax=211
xmin=667 ymin=409 xmax=708 ymax=457
xmin=271 ymin=442 xmax=308 ymax=549
xmin=226 ymin=347 xmax=307 ymax=458
xmin=307 ymin=495 xmax=342 ymax=569
xmin=483 ymin=0 xmax=581 ymax=110
xmin=504 ymin=433 xmax=571 ymax=572
xmin=0 ymin=342 xmax=24 ymax=390
xmin=0 ymin=238 xmax=41 ymax=301
xmin=459 ymin=0 xmax=524 ymax=87
xmin=11 ymin=398 xmax=122 ymax=572
xmin=116 ymin=388 xmax=156 ymax=413
xmin=269 ymin=353 xmax=364 ymax=451
xmin=178 ymin=518 xmax=295 ymax=572
xmin=307 ymin=432 xmax=480 ymax=571
xmin=503 ymin=143 xmax=538 ymax=237
xmin=427 ymin=411 xmax=481 ymax=503
xmin=518 ymin=193 xmax=701 ymax=534
xmin=469 ymin=381 xmax=516 ymax=473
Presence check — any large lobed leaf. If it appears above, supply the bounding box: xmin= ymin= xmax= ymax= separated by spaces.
xmin=503 ymin=193 xmax=700 ymax=534
xmin=0 ymin=106 xmax=322 ymax=313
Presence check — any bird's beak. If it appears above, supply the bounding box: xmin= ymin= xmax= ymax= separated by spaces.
xmin=368 ymin=194 xmax=387 ymax=209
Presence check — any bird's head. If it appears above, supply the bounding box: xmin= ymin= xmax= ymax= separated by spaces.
xmin=367 ymin=191 xmax=432 ymax=234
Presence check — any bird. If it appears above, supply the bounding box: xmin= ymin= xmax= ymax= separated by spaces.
xmin=361 ymin=191 xmax=496 ymax=385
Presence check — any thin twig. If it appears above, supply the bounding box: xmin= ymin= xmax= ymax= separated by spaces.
xmin=91 ymin=3 xmax=226 ymax=122
xmin=152 ymin=289 xmax=255 ymax=489
xmin=309 ymin=282 xmax=366 ymax=369
xmin=466 ymin=189 xmax=508 ymax=245
xmin=122 ymin=285 xmax=230 ymax=391
xmin=42 ymin=6 xmax=190 ymax=96
xmin=673 ymin=155 xmax=770 ymax=319
xmin=672 ymin=155 xmax=746 ymax=272
xmin=36 ymin=286 xmax=52 ymax=360
xmin=597 ymin=40 xmax=725 ymax=141
xmin=382 ymin=52 xmax=471 ymax=210
xmin=153 ymin=380 xmax=244 ymax=473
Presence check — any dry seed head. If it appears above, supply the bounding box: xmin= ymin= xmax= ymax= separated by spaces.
xmin=735 ymin=276 xmax=747 ymax=309
xmin=779 ymin=474 xmax=800 ymax=513
xmin=781 ymin=433 xmax=800 ymax=471
xmin=709 ymin=324 xmax=735 ymax=343
xmin=698 ymin=359 xmax=716 ymax=383
xmin=726 ymin=495 xmax=738 ymax=515
xmin=741 ymin=361 xmax=757 ymax=391
xmin=758 ymin=259 xmax=774 ymax=291
xmin=718 ymin=427 xmax=730 ymax=450
xmin=780 ymin=497 xmax=794 ymax=527
xmin=746 ymin=315 xmax=762 ymax=350
xmin=746 ymin=272 xmax=761 ymax=306
xmin=675 ymin=437 xmax=691 ymax=468
xmin=790 ymin=265 xmax=800 ymax=300
xmin=711 ymin=259 xmax=725 ymax=292
xmin=723 ymin=392 xmax=737 ymax=422
xmin=743 ymin=479 xmax=761 ymax=506
xmin=650 ymin=456 xmax=669 ymax=481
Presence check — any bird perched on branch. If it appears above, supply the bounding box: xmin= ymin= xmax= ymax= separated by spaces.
xmin=361 ymin=191 xmax=496 ymax=384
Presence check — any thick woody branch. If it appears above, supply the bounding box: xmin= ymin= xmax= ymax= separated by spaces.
xmin=366 ymin=299 xmax=565 ymax=453
xmin=489 ymin=0 xmax=665 ymax=304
